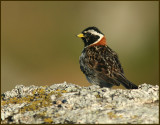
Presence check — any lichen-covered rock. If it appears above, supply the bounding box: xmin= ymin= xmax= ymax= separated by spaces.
xmin=1 ymin=82 xmax=159 ymax=124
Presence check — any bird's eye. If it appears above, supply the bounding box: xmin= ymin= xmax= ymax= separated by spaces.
xmin=86 ymin=32 xmax=92 ymax=37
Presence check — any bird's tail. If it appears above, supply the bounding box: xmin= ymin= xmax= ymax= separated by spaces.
xmin=117 ymin=74 xmax=138 ymax=89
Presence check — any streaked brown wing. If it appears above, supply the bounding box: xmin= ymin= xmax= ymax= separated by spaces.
xmin=86 ymin=45 xmax=124 ymax=86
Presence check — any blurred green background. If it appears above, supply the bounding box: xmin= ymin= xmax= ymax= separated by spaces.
xmin=1 ymin=1 xmax=159 ymax=93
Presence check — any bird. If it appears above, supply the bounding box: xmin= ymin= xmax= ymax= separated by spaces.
xmin=77 ymin=26 xmax=138 ymax=89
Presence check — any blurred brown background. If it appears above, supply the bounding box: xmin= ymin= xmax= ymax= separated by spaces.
xmin=1 ymin=1 xmax=159 ymax=93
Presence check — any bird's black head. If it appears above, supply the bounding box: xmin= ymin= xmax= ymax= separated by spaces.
xmin=77 ymin=27 xmax=105 ymax=47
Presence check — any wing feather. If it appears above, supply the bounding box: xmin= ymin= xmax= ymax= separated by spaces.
xmin=85 ymin=45 xmax=124 ymax=86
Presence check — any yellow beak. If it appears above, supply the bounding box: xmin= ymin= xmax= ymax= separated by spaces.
xmin=77 ymin=33 xmax=84 ymax=38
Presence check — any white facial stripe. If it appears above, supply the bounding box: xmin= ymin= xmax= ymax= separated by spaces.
xmin=87 ymin=30 xmax=104 ymax=44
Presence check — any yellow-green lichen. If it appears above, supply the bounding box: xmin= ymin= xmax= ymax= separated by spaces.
xmin=95 ymin=94 xmax=101 ymax=98
xmin=107 ymin=112 xmax=123 ymax=119
xmin=131 ymin=115 xmax=138 ymax=119
xmin=61 ymin=90 xmax=67 ymax=93
xmin=107 ymin=112 xmax=117 ymax=119
xmin=2 ymin=88 xmax=69 ymax=115
xmin=44 ymin=118 xmax=53 ymax=123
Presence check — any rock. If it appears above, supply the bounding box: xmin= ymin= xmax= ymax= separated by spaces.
xmin=1 ymin=82 xmax=159 ymax=124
